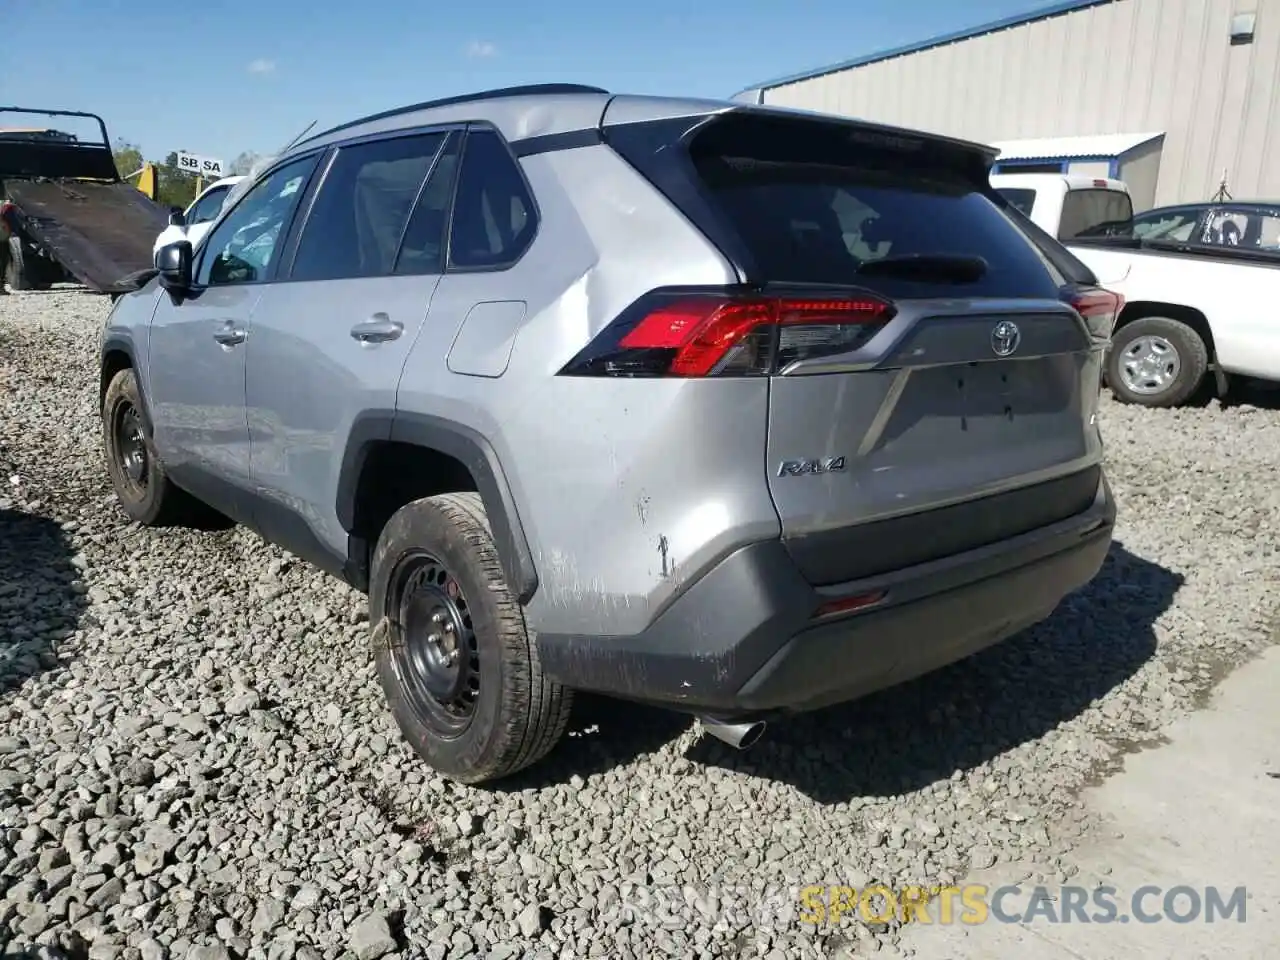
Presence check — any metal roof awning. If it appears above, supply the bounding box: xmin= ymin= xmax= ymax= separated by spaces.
xmin=989 ymin=131 xmax=1165 ymax=161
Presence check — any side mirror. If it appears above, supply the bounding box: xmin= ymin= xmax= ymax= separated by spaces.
xmin=168 ymin=208 xmax=187 ymax=227
xmin=156 ymin=240 xmax=194 ymax=294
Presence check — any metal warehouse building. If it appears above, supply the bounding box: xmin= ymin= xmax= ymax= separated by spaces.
xmin=734 ymin=0 xmax=1280 ymax=212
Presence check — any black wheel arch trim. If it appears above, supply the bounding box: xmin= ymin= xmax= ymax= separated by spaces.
xmin=99 ymin=334 xmax=154 ymax=429
xmin=337 ymin=410 xmax=539 ymax=605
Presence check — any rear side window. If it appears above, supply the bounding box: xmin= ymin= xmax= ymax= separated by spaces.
xmin=996 ymin=187 xmax=1037 ymax=217
xmin=685 ymin=115 xmax=1065 ymax=299
xmin=447 ymin=128 xmax=536 ymax=270
xmin=1058 ymin=188 xmax=1133 ymax=240
xmin=395 ymin=134 xmax=461 ymax=275
xmin=290 ymin=131 xmax=446 ymax=282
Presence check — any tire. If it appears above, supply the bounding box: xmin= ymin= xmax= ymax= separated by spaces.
xmin=6 ymin=236 xmax=52 ymax=291
xmin=101 ymin=367 xmax=207 ymax=526
xmin=369 ymin=492 xmax=573 ymax=784
xmin=1105 ymin=315 xmax=1209 ymax=408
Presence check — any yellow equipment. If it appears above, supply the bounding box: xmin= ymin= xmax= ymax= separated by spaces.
xmin=134 ymin=162 xmax=157 ymax=200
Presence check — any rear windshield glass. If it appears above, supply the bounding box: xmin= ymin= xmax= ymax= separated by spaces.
xmin=996 ymin=187 xmax=1038 ymax=217
xmin=687 ymin=117 xmax=1064 ymax=300
xmin=1059 ymin=188 xmax=1133 ymax=240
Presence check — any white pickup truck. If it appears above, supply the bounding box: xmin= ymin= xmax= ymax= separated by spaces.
xmin=991 ymin=172 xmax=1280 ymax=408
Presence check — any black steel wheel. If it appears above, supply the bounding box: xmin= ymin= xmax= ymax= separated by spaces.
xmin=101 ymin=367 xmax=211 ymax=526
xmin=369 ymin=492 xmax=573 ymax=784
xmin=387 ymin=550 xmax=482 ymax=737
xmin=113 ymin=401 xmax=149 ymax=499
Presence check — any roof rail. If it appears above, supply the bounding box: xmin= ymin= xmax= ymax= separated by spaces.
xmin=297 ymin=83 xmax=611 ymax=147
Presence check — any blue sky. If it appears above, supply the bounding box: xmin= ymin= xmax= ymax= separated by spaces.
xmin=3 ymin=0 xmax=1064 ymax=163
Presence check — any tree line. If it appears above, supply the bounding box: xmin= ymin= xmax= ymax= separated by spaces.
xmin=111 ymin=140 xmax=261 ymax=210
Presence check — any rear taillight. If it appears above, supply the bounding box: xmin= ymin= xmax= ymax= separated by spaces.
xmin=0 ymin=202 xmax=13 ymax=235
xmin=1069 ymin=287 xmax=1124 ymax=340
xmin=558 ymin=289 xmax=896 ymax=377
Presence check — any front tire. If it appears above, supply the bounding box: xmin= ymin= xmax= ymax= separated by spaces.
xmin=1106 ymin=316 xmax=1209 ymax=408
xmin=369 ymin=492 xmax=572 ymax=784
xmin=101 ymin=368 xmax=206 ymax=526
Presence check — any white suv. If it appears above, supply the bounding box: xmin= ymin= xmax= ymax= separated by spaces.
xmin=153 ymin=175 xmax=245 ymax=258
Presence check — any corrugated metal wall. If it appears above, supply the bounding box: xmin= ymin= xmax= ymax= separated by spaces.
xmin=761 ymin=0 xmax=1280 ymax=206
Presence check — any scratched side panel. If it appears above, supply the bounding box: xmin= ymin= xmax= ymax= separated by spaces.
xmin=395 ymin=140 xmax=782 ymax=638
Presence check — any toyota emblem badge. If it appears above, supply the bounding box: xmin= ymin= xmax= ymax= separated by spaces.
xmin=991 ymin=320 xmax=1021 ymax=358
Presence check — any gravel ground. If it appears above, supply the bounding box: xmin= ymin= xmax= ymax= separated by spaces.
xmin=1 ymin=288 xmax=1278 ymax=960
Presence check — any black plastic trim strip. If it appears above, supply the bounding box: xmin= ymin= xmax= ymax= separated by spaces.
xmin=510 ymin=128 xmax=604 ymax=157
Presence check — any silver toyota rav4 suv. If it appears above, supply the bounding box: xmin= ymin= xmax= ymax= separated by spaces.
xmin=100 ymin=84 xmax=1119 ymax=784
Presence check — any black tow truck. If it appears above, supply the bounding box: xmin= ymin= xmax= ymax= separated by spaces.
xmin=0 ymin=106 xmax=170 ymax=295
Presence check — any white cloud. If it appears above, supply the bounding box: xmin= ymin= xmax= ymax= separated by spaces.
xmin=464 ymin=40 xmax=497 ymax=59
xmin=247 ymin=58 xmax=277 ymax=75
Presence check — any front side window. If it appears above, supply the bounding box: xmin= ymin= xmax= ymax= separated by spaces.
xmin=447 ymin=128 xmax=537 ymax=269
xmin=1130 ymin=209 xmax=1201 ymax=242
xmin=197 ymin=155 xmax=319 ymax=287
xmin=289 ymin=132 xmax=447 ymax=282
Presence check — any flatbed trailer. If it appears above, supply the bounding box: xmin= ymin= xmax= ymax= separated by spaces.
xmin=0 ymin=107 xmax=170 ymax=294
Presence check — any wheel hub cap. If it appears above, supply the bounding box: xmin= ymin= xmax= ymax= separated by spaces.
xmin=1119 ymin=334 xmax=1181 ymax=395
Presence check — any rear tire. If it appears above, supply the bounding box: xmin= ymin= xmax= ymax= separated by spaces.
xmin=1106 ymin=316 xmax=1208 ymax=408
xmin=6 ymin=236 xmax=52 ymax=291
xmin=101 ymin=367 xmax=210 ymax=526
xmin=369 ymin=492 xmax=572 ymax=784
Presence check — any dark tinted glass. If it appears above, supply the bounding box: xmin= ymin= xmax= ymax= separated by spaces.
xmin=1203 ymin=208 xmax=1280 ymax=249
xmin=996 ymin=188 xmax=1037 ymax=217
xmin=1058 ymin=188 xmax=1133 ymax=240
xmin=395 ymin=133 xmax=461 ymax=275
xmin=290 ymin=132 xmax=445 ymax=282
xmin=447 ymin=128 xmax=536 ymax=269
xmin=687 ymin=117 xmax=1064 ymax=299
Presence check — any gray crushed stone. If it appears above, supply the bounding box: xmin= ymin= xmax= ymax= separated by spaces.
xmin=1 ymin=289 xmax=1278 ymax=958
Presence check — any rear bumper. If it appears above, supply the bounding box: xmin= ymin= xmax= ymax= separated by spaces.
xmin=534 ymin=470 xmax=1116 ymax=716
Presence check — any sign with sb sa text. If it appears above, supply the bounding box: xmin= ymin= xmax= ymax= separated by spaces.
xmin=177 ymin=152 xmax=225 ymax=178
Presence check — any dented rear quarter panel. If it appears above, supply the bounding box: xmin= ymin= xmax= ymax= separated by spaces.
xmin=394 ymin=141 xmax=783 ymax=638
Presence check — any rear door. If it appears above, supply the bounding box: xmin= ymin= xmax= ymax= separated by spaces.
xmin=676 ymin=111 xmax=1108 ymax=584
xmin=244 ymin=127 xmax=460 ymax=563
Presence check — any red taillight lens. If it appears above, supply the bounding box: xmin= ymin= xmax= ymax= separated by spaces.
xmin=561 ymin=289 xmax=896 ymax=378
xmin=1070 ymin=287 xmax=1123 ymax=339
xmin=0 ymin=202 xmax=13 ymax=234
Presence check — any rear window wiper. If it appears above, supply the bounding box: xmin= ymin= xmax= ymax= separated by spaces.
xmin=855 ymin=253 xmax=988 ymax=283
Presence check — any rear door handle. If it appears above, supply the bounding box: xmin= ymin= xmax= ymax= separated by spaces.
xmin=213 ymin=321 xmax=246 ymax=347
xmin=350 ymin=314 xmax=404 ymax=344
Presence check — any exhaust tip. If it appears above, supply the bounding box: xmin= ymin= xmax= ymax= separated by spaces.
xmin=698 ymin=717 xmax=767 ymax=750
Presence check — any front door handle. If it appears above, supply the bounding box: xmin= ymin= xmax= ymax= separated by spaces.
xmin=213 ymin=321 xmax=246 ymax=347
xmin=350 ymin=313 xmax=403 ymax=344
